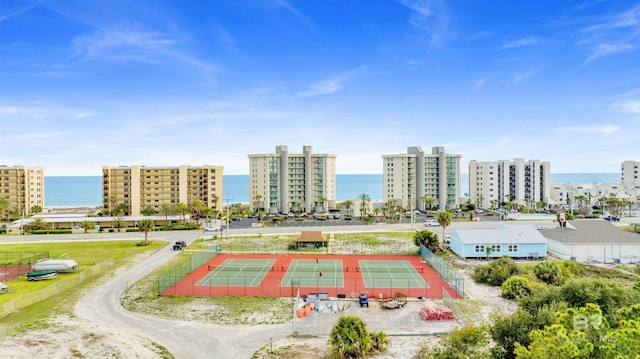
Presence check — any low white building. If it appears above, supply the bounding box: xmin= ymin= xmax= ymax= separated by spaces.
xmin=540 ymin=220 xmax=640 ymax=264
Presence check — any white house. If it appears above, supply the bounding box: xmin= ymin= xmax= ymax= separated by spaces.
xmin=540 ymin=220 xmax=640 ymax=264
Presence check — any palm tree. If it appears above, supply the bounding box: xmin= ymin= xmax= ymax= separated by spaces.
xmin=420 ymin=195 xmax=428 ymax=212
xmin=159 ymin=203 xmax=172 ymax=220
xmin=253 ymin=194 xmax=262 ymax=214
xmin=177 ymin=203 xmax=189 ymax=222
xmin=0 ymin=196 xmax=9 ymax=220
xmin=320 ymin=196 xmax=328 ymax=214
xmin=113 ymin=216 xmax=126 ymax=232
xmin=358 ymin=193 xmax=370 ymax=217
xmin=344 ymin=200 xmax=353 ymax=216
xmin=142 ymin=206 xmax=156 ymax=216
xmin=108 ymin=195 xmax=118 ymax=216
xmin=425 ymin=197 xmax=436 ymax=214
xmin=80 ymin=220 xmax=93 ymax=233
xmin=437 ymin=211 xmax=452 ymax=248
xmin=138 ymin=219 xmax=154 ymax=243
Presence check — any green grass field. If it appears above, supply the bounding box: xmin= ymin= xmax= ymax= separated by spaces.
xmin=0 ymin=240 xmax=166 ymax=335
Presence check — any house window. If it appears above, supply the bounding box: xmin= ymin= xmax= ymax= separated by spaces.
xmin=475 ymin=245 xmax=485 ymax=253
xmin=491 ymin=245 xmax=501 ymax=253
xmin=508 ymin=245 xmax=518 ymax=253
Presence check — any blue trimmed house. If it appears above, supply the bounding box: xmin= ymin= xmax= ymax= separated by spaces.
xmin=448 ymin=224 xmax=548 ymax=259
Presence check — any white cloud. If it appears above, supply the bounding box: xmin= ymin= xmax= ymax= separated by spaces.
xmin=501 ymin=37 xmax=539 ymax=49
xmin=473 ymin=78 xmax=488 ymax=89
xmin=512 ymin=68 xmax=541 ymax=84
xmin=614 ymin=100 xmax=640 ymax=114
xmin=398 ymin=0 xmax=449 ymax=47
xmin=69 ymin=23 xmax=216 ymax=73
xmin=0 ymin=106 xmax=17 ymax=116
xmin=295 ymin=67 xmax=370 ymax=97
xmin=584 ymin=43 xmax=634 ymax=64
xmin=295 ymin=78 xmax=343 ymax=97
xmin=559 ymin=125 xmax=620 ymax=134
xmin=580 ymin=4 xmax=640 ymax=64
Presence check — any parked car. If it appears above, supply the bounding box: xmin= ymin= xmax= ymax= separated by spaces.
xmin=424 ymin=219 xmax=439 ymax=227
xmin=173 ymin=241 xmax=187 ymax=250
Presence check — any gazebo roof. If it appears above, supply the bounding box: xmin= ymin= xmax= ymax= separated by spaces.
xmin=296 ymin=231 xmax=325 ymax=242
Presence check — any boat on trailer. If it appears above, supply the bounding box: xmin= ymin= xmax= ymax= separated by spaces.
xmin=27 ymin=270 xmax=58 ymax=281
xmin=32 ymin=253 xmax=79 ymax=273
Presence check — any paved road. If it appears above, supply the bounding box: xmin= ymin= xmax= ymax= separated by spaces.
xmin=72 ymin=231 xmax=291 ymax=359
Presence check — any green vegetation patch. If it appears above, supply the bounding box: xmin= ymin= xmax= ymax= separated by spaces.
xmin=0 ymin=240 xmax=165 ymax=336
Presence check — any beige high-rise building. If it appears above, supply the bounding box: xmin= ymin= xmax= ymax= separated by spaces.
xmin=382 ymin=146 xmax=461 ymax=211
xmin=621 ymin=161 xmax=639 ymax=185
xmin=0 ymin=165 xmax=45 ymax=216
xmin=248 ymin=146 xmax=336 ymax=214
xmin=469 ymin=158 xmax=550 ymax=209
xmin=102 ymin=165 xmax=223 ymax=216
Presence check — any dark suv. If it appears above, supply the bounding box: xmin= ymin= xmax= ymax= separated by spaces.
xmin=173 ymin=241 xmax=187 ymax=250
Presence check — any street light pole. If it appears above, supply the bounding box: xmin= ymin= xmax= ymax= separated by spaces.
xmin=225 ymin=192 xmax=230 ymax=239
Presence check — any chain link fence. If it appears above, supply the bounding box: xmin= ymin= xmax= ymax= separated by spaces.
xmin=157 ymin=249 xmax=219 ymax=293
xmin=0 ymin=258 xmax=114 ymax=319
xmin=419 ymin=244 xmax=464 ymax=298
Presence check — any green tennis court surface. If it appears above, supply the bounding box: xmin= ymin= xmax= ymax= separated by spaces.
xmin=196 ymin=258 xmax=275 ymax=287
xmin=358 ymin=259 xmax=428 ymax=288
xmin=280 ymin=259 xmax=344 ymax=287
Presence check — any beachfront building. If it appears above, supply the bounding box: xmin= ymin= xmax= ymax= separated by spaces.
xmin=248 ymin=146 xmax=337 ymax=214
xmin=382 ymin=146 xmax=461 ymax=211
xmin=101 ymin=165 xmax=223 ymax=216
xmin=468 ymin=158 xmax=551 ymax=209
xmin=0 ymin=165 xmax=45 ymax=216
xmin=622 ymin=161 xmax=640 ymax=185
xmin=551 ymin=182 xmax=640 ymax=214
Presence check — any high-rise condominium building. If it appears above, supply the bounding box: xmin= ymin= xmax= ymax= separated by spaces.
xmin=382 ymin=146 xmax=461 ymax=211
xmin=469 ymin=158 xmax=550 ymax=209
xmin=621 ymin=161 xmax=640 ymax=185
xmin=248 ymin=146 xmax=336 ymax=214
xmin=0 ymin=165 xmax=44 ymax=216
xmin=102 ymin=165 xmax=223 ymax=216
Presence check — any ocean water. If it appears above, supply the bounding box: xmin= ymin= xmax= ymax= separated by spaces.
xmin=44 ymin=173 xmax=620 ymax=207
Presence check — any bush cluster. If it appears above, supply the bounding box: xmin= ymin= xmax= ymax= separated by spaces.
xmin=473 ymin=256 xmax=519 ymax=286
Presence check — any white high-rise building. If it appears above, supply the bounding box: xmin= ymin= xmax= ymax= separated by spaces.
xmin=382 ymin=146 xmax=461 ymax=211
xmin=621 ymin=161 xmax=640 ymax=185
xmin=469 ymin=158 xmax=551 ymax=209
xmin=248 ymin=146 xmax=336 ymax=214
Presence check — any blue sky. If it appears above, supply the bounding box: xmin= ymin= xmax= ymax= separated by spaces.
xmin=1 ymin=0 xmax=639 ymax=176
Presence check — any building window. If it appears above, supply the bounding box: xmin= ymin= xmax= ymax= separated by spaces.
xmin=491 ymin=245 xmax=501 ymax=253
xmin=475 ymin=245 xmax=485 ymax=253
xmin=508 ymin=245 xmax=518 ymax=253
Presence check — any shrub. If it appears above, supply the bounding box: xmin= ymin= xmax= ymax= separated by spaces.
xmin=413 ymin=230 xmax=439 ymax=252
xmin=329 ymin=315 xmax=388 ymax=358
xmin=473 ymin=256 xmax=520 ymax=286
xmin=420 ymin=325 xmax=489 ymax=359
xmin=501 ymin=276 xmax=532 ymax=299
xmin=534 ymin=261 xmax=564 ymax=286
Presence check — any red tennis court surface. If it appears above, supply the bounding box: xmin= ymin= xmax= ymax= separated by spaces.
xmin=162 ymin=254 xmax=461 ymax=299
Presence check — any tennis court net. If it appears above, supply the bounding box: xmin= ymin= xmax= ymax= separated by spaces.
xmin=207 ymin=264 xmax=275 ymax=272
xmin=346 ymin=266 xmax=424 ymax=273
